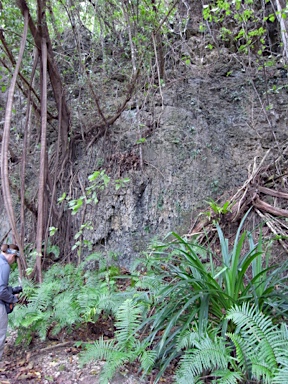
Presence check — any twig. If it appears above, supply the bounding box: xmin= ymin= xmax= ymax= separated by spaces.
xmin=255 ymin=209 xmax=288 ymax=253
xmin=29 ymin=341 xmax=73 ymax=357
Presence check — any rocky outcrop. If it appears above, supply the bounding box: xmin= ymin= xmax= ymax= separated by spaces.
xmin=73 ymin=56 xmax=288 ymax=267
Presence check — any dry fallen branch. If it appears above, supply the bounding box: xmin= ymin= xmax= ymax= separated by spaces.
xmin=253 ymin=196 xmax=288 ymax=218
xmin=29 ymin=342 xmax=73 ymax=358
xmin=188 ymin=149 xmax=288 ymax=252
xmin=258 ymin=186 xmax=288 ymax=200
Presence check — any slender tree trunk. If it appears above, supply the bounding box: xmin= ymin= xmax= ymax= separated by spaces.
xmin=275 ymin=0 xmax=288 ymax=62
xmin=151 ymin=0 xmax=165 ymax=80
xmin=1 ymin=9 xmax=29 ymax=275
xmin=35 ymin=37 xmax=48 ymax=283
xmin=20 ymin=49 xmax=38 ymax=249
xmin=17 ymin=0 xmax=70 ymax=157
xmin=16 ymin=0 xmax=71 ymax=276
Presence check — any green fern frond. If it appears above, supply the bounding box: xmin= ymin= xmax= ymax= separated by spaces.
xmin=140 ymin=349 xmax=157 ymax=374
xmin=251 ymin=360 xmax=274 ymax=384
xmin=16 ymin=276 xmax=37 ymax=299
xmin=176 ymin=331 xmax=201 ymax=351
xmin=37 ymin=311 xmax=54 ymax=340
xmin=191 ymin=336 xmax=231 ymax=375
xmin=227 ymin=303 xmax=288 ymax=382
xmin=80 ymin=336 xmax=136 ymax=384
xmin=44 ymin=264 xmax=71 ymax=281
xmin=53 ymin=292 xmax=80 ymax=333
xmin=76 ymin=287 xmax=101 ymax=309
xmin=79 ymin=252 xmax=103 ymax=270
xmin=83 ymin=274 xmax=101 ymax=287
xmin=99 ymin=350 xmax=133 ymax=384
xmin=227 ymin=303 xmax=272 ymax=334
xmin=175 ymin=374 xmax=202 ymax=384
xmin=29 ymin=281 xmax=59 ymax=310
xmin=227 ymin=303 xmax=279 ymax=369
xmin=176 ymin=334 xmax=231 ymax=380
xmin=276 ymin=352 xmax=288 ymax=368
xmin=280 ymin=323 xmax=288 ymax=337
xmin=10 ymin=305 xmax=51 ymax=344
xmin=135 ymin=274 xmax=167 ymax=294
xmin=211 ymin=369 xmax=243 ymax=384
xmin=272 ymin=365 xmax=288 ymax=383
xmin=226 ymin=332 xmax=252 ymax=371
xmin=80 ymin=336 xmax=117 ymax=365
xmin=97 ymin=292 xmax=122 ymax=313
xmin=19 ymin=310 xmax=44 ymax=327
xmin=21 ymin=309 xmax=53 ymax=341
xmin=77 ymin=286 xmax=119 ymax=313
xmin=115 ymin=298 xmax=142 ymax=350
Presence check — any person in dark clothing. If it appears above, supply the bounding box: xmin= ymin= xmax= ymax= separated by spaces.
xmin=0 ymin=244 xmax=19 ymax=360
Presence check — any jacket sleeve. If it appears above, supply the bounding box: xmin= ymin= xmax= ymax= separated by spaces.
xmin=0 ymin=264 xmax=18 ymax=304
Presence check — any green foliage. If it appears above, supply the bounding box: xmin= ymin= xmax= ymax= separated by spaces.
xmin=0 ymin=3 xmax=25 ymax=41
xmin=227 ymin=303 xmax=288 ymax=383
xmin=175 ymin=332 xmax=242 ymax=384
xmin=202 ymin=0 xmax=270 ymax=56
xmin=86 ymin=170 xmax=110 ymax=204
xmin=3 ymin=0 xmax=288 ymax=381
xmin=115 ymin=177 xmax=130 ymax=191
xmin=80 ymin=299 xmax=154 ymax=384
xmin=10 ymin=216 xmax=288 ymax=382
xmin=114 ymin=299 xmax=142 ymax=351
xmin=204 ymin=199 xmax=233 ymax=217
xmin=56 ymin=170 xmax=129 ymax=261
xmin=125 ymin=213 xmax=288 ymax=381
xmin=175 ymin=303 xmax=288 ymax=383
xmin=9 ymin=261 xmax=125 ymax=345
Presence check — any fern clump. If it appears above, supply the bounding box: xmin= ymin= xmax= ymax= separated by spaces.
xmin=80 ymin=298 xmax=155 ymax=384
xmin=175 ymin=333 xmax=240 ymax=383
xmin=9 ymin=260 xmax=126 ymax=344
xmin=174 ymin=303 xmax=288 ymax=383
xmin=227 ymin=303 xmax=288 ymax=384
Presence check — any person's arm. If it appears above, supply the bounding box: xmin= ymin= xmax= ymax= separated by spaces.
xmin=0 ymin=264 xmax=18 ymax=303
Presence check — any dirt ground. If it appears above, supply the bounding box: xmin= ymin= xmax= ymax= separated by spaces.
xmin=0 ymin=331 xmax=149 ymax=384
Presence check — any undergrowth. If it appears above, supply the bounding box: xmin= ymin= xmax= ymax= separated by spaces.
xmin=9 ymin=254 xmax=131 ymax=345
xmin=9 ymin=213 xmax=288 ymax=384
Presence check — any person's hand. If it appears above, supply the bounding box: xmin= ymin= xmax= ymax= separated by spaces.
xmin=9 ymin=303 xmax=14 ymax=311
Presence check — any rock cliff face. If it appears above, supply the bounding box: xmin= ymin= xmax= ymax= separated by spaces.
xmin=74 ymin=56 xmax=288 ymax=267
xmin=1 ymin=35 xmax=287 ymax=267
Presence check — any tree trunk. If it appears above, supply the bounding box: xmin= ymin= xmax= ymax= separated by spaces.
xmin=35 ymin=37 xmax=48 ymax=283
xmin=1 ymin=8 xmax=29 ymax=275
xmin=17 ymin=0 xmax=71 ymax=157
xmin=274 ymin=0 xmax=288 ymax=62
